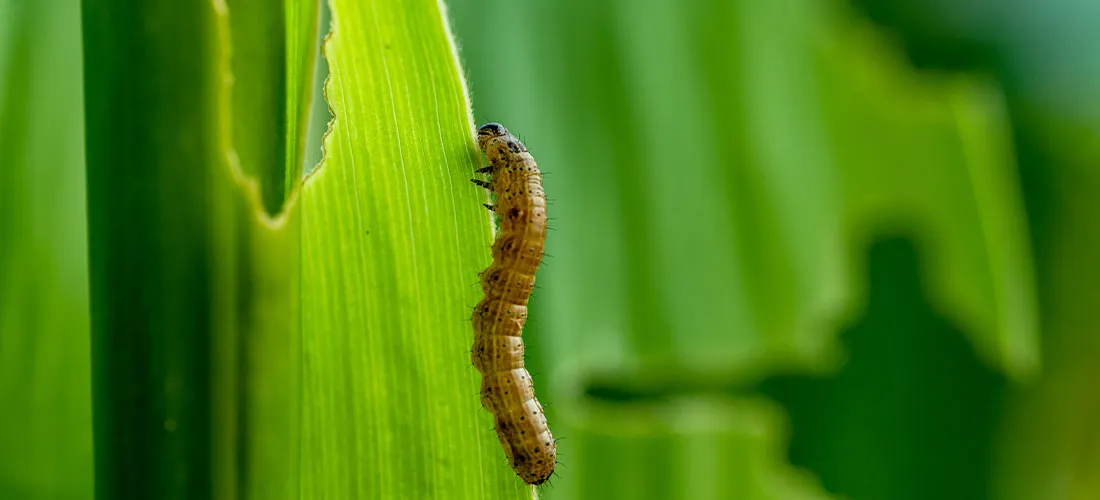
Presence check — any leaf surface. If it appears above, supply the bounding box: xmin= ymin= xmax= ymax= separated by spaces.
xmin=298 ymin=0 xmax=530 ymax=497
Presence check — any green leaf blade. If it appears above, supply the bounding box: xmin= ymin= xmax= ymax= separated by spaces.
xmin=0 ymin=1 xmax=93 ymax=498
xmin=82 ymin=0 xmax=308 ymax=497
xmin=300 ymin=0 xmax=528 ymax=497
xmin=285 ymin=0 xmax=322 ymax=192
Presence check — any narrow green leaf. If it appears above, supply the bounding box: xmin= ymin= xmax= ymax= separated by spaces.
xmin=991 ymin=113 xmax=1100 ymax=500
xmin=82 ymin=0 xmax=307 ymax=498
xmin=298 ymin=0 xmax=530 ymax=497
xmin=285 ymin=0 xmax=322 ymax=190
xmin=555 ymin=397 xmax=830 ymax=500
xmin=224 ymin=0 xmax=319 ymax=213
xmin=0 ymin=1 xmax=93 ymax=498
xmin=228 ymin=0 xmax=289 ymax=214
xmin=83 ymin=2 xmax=223 ymax=496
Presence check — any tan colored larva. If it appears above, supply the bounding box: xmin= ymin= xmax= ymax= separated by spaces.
xmin=470 ymin=123 xmax=556 ymax=485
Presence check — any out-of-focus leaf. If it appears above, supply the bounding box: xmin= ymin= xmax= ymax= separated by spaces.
xmin=991 ymin=114 xmax=1100 ymax=500
xmin=301 ymin=2 xmax=333 ymax=177
xmin=817 ymin=16 xmax=1038 ymax=379
xmin=297 ymin=0 xmax=530 ymax=497
xmin=0 ymin=1 xmax=93 ymax=498
xmin=81 ymin=0 xmax=314 ymax=497
xmin=449 ymin=0 xmax=1037 ymax=498
xmin=227 ymin=0 xmax=319 ymax=211
xmin=760 ymin=237 xmax=1008 ymax=500
xmin=557 ymin=397 xmax=830 ymax=500
xmin=228 ymin=0 xmax=289 ymax=213
xmin=284 ymin=0 xmax=322 ymax=189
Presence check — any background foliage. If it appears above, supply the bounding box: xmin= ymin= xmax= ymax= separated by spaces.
xmin=0 ymin=2 xmax=92 ymax=498
xmin=450 ymin=1 xmax=1041 ymax=498
xmin=2 ymin=0 xmax=1099 ymax=499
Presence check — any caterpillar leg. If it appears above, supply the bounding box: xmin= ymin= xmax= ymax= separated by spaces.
xmin=471 ymin=179 xmax=492 ymax=189
xmin=475 ymin=165 xmax=493 ymax=174
xmin=483 ymin=204 xmax=495 ymax=212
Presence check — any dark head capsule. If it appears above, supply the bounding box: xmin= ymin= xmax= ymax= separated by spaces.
xmin=477 ymin=122 xmax=509 ymax=151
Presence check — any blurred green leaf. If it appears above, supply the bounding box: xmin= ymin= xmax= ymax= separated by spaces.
xmin=991 ymin=113 xmax=1100 ymax=500
xmin=761 ymin=237 xmax=1008 ymax=500
xmin=284 ymin=0 xmax=323 ymax=191
xmin=229 ymin=0 xmax=290 ymax=213
xmin=850 ymin=2 xmax=1100 ymax=496
xmin=558 ymin=397 xmax=830 ymax=500
xmin=301 ymin=3 xmax=334 ymax=177
xmin=0 ymin=1 xmax=93 ymax=498
xmin=449 ymin=0 xmax=1037 ymax=498
xmin=81 ymin=0 xmax=313 ymax=497
xmin=297 ymin=0 xmax=530 ymax=497
xmin=225 ymin=0 xmax=320 ymax=210
xmin=816 ymin=17 xmax=1038 ymax=379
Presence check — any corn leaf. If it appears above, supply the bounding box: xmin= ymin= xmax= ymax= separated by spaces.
xmin=297 ymin=0 xmax=531 ymax=497
xmin=0 ymin=1 xmax=93 ymax=497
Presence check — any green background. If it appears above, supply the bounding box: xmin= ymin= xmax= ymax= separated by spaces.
xmin=3 ymin=0 xmax=1099 ymax=498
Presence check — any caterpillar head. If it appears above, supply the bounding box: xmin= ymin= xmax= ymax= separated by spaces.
xmin=477 ymin=123 xmax=509 ymax=151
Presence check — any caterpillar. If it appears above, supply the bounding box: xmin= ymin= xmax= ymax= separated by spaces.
xmin=470 ymin=123 xmax=556 ymax=485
